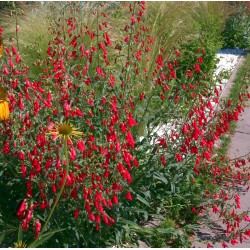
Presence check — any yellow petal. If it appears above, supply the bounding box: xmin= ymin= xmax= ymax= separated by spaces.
xmin=4 ymin=101 xmax=9 ymax=120
xmin=0 ymin=45 xmax=3 ymax=58
xmin=0 ymin=103 xmax=4 ymax=121
xmin=0 ymin=101 xmax=9 ymax=121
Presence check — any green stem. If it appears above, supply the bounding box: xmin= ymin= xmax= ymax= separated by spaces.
xmin=14 ymin=8 xmax=20 ymax=52
xmin=96 ymin=8 xmax=100 ymax=67
xmin=28 ymin=137 xmax=69 ymax=247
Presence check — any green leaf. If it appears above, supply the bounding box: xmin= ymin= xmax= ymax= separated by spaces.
xmin=0 ymin=233 xmax=5 ymax=246
xmin=120 ymin=219 xmax=142 ymax=231
xmin=115 ymin=230 xmax=121 ymax=246
xmin=136 ymin=194 xmax=150 ymax=207
xmin=126 ymin=207 xmax=149 ymax=215
xmin=156 ymin=228 xmax=178 ymax=235
xmin=153 ymin=172 xmax=169 ymax=185
xmin=0 ymin=228 xmax=17 ymax=246
xmin=171 ymin=183 xmax=176 ymax=193
xmin=17 ymin=224 xmax=23 ymax=242
xmin=172 ymin=173 xmax=181 ymax=183
xmin=28 ymin=228 xmax=66 ymax=248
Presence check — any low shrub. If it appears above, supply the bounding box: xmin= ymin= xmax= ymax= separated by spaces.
xmin=222 ymin=2 xmax=250 ymax=49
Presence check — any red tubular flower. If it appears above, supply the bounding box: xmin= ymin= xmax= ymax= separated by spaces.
xmin=160 ymin=155 xmax=166 ymax=166
xmin=17 ymin=200 xmax=27 ymax=218
xmin=204 ymin=151 xmax=211 ymax=160
xmin=221 ymin=241 xmax=228 ymax=248
xmin=133 ymin=158 xmax=139 ymax=167
xmin=244 ymin=215 xmax=250 ymax=222
xmin=186 ymin=70 xmax=193 ymax=79
xmin=175 ymin=153 xmax=182 ymax=162
xmin=124 ymin=35 xmax=130 ymax=43
xmin=109 ymin=76 xmax=115 ymax=88
xmin=234 ymin=194 xmax=241 ymax=209
xmin=230 ymin=238 xmax=238 ymax=245
xmin=115 ymin=142 xmax=121 ymax=153
xmin=244 ymin=229 xmax=250 ymax=237
xmin=75 ymin=108 xmax=84 ymax=117
xmin=112 ymin=194 xmax=118 ymax=204
xmin=74 ymin=209 xmax=79 ymax=219
xmin=21 ymin=161 xmax=27 ymax=178
xmin=233 ymin=111 xmax=239 ymax=121
xmin=21 ymin=219 xmax=29 ymax=231
xmin=197 ymin=57 xmax=203 ymax=64
xmin=182 ymin=123 xmax=189 ymax=134
xmin=126 ymin=131 xmax=135 ymax=148
xmin=103 ymin=213 xmax=109 ymax=224
xmin=70 ymin=147 xmax=76 ymax=161
xmin=77 ymin=140 xmax=85 ymax=152
xmin=175 ymin=50 xmax=181 ymax=57
xmin=85 ymin=202 xmax=91 ymax=213
xmin=26 ymin=209 xmax=33 ymax=223
xmin=35 ymin=220 xmax=41 ymax=238
xmin=3 ymin=66 xmax=9 ymax=75
xmin=170 ymin=69 xmax=176 ymax=79
xmin=96 ymin=66 xmax=105 ymax=76
xmin=194 ymin=63 xmax=201 ymax=72
xmin=89 ymin=213 xmax=95 ymax=221
xmin=120 ymin=123 xmax=127 ymax=133
xmin=125 ymin=191 xmax=133 ymax=201
xmin=16 ymin=53 xmax=21 ymax=63
xmin=127 ymin=113 xmax=138 ymax=127
xmin=212 ymin=205 xmax=220 ymax=213
xmin=104 ymin=32 xmax=112 ymax=46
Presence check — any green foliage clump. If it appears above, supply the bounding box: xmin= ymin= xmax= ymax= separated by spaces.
xmin=0 ymin=1 xmax=13 ymax=11
xmin=222 ymin=2 xmax=250 ymax=49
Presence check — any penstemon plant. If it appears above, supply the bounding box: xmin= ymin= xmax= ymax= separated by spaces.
xmin=0 ymin=1 xmax=250 ymax=248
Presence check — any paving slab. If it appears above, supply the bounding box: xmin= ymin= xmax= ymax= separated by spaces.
xmin=226 ymin=99 xmax=250 ymax=248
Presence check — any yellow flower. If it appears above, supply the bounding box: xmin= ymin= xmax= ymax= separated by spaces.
xmin=0 ymin=100 xmax=9 ymax=121
xmin=0 ymin=87 xmax=9 ymax=121
xmin=13 ymin=241 xmax=27 ymax=248
xmin=48 ymin=123 xmax=83 ymax=140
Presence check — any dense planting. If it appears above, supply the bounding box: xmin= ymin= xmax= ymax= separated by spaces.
xmin=0 ymin=2 xmax=250 ymax=247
